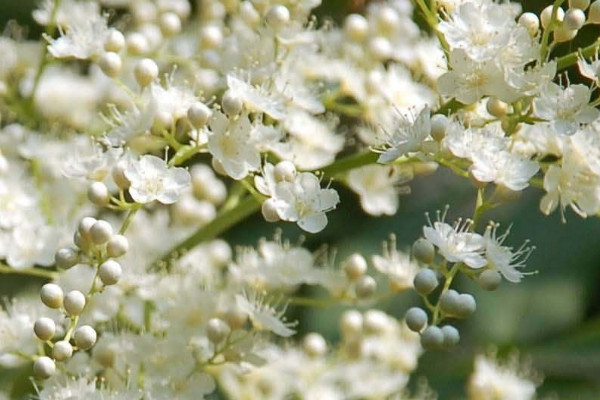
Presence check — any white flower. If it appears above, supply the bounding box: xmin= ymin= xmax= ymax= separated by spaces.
xmin=470 ymin=150 xmax=539 ymax=191
xmin=271 ymin=172 xmax=340 ymax=233
xmin=6 ymin=225 xmax=58 ymax=270
xmin=483 ymin=223 xmax=534 ymax=283
xmin=468 ymin=353 xmax=538 ymax=400
xmin=378 ymin=107 xmax=431 ymax=163
xmin=439 ymin=2 xmax=514 ymax=62
xmin=46 ymin=12 xmax=109 ymax=59
xmin=124 ymin=155 xmax=191 ymax=204
xmin=208 ymin=111 xmax=260 ymax=180
xmin=347 ymin=164 xmax=412 ymax=216
xmin=227 ymin=74 xmax=286 ymax=120
xmin=423 ymin=212 xmax=486 ymax=269
xmin=533 ymin=82 xmax=599 ymax=135
xmin=372 ymin=235 xmax=419 ymax=290
xmin=578 ymin=52 xmax=600 ymax=83
xmin=438 ymin=49 xmax=518 ymax=104
xmin=235 ymin=292 xmax=296 ymax=337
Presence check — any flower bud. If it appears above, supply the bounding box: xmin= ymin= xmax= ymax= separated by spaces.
xmin=454 ymin=293 xmax=477 ymax=318
xmin=343 ymin=253 xmax=367 ymax=280
xmin=540 ymin=6 xmax=565 ymax=29
xmin=222 ymin=90 xmax=243 ymax=117
xmin=90 ymin=220 xmax=113 ymax=245
xmin=302 ymin=333 xmax=327 ymax=357
xmin=64 ymin=290 xmax=86 ymax=316
xmin=477 ymin=270 xmax=502 ymax=291
xmin=441 ymin=325 xmax=460 ymax=348
xmin=159 ymin=12 xmax=182 ymax=36
xmin=187 ymin=102 xmax=212 ymax=129
xmin=40 ymin=283 xmax=64 ymax=309
xmin=274 ymin=161 xmax=296 ymax=182
xmin=208 ymin=239 xmax=232 ymax=267
xmin=126 ymin=33 xmax=150 ymax=55
xmin=94 ymin=342 xmax=117 ymax=367
xmin=344 ymin=14 xmax=369 ymax=41
xmin=225 ymin=306 xmax=248 ymax=330
xmin=355 ymin=275 xmax=377 ymax=299
xmin=340 ymin=310 xmax=363 ymax=337
xmin=569 ymin=0 xmax=590 ymax=9
xmin=421 ymin=326 xmax=444 ymax=350
xmin=34 ymin=318 xmax=56 ymax=341
xmin=439 ymin=289 xmax=460 ymax=315
xmin=412 ymin=239 xmax=435 ymax=264
xmin=134 ymin=58 xmax=159 ymax=87
xmin=430 ymin=114 xmax=448 ymax=141
xmin=104 ymin=29 xmax=125 ymax=52
xmin=200 ymin=25 xmax=223 ymax=49
xmin=107 ymin=235 xmax=129 ymax=258
xmin=33 ymin=356 xmax=55 ymax=379
xmin=78 ymin=217 xmax=97 ymax=241
xmin=55 ymin=248 xmax=78 ymax=270
xmin=98 ymin=260 xmax=122 ymax=286
xmin=368 ymin=36 xmax=392 ymax=61
xmin=261 ymin=198 xmax=281 ymax=222
xmin=98 ymin=52 xmax=122 ymax=78
xmin=88 ymin=181 xmax=110 ymax=206
xmin=413 ymin=268 xmax=439 ymax=295
xmin=206 ymin=318 xmax=230 ymax=343
xmin=112 ymin=163 xmax=131 ymax=190
xmin=265 ymin=5 xmax=290 ymax=29
xmin=363 ymin=309 xmax=388 ymax=334
xmin=486 ymin=97 xmax=509 ymax=118
xmin=74 ymin=325 xmax=97 ymax=350
xmin=52 ymin=341 xmax=73 ymax=361
xmin=240 ymin=1 xmax=260 ymax=26
xmin=405 ymin=307 xmax=428 ymax=332
xmin=518 ymin=12 xmax=540 ymax=36
xmin=590 ymin=1 xmax=600 ymax=23
xmin=564 ymin=8 xmax=586 ymax=30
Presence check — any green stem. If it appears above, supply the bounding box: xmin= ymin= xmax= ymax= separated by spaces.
xmin=556 ymin=38 xmax=600 ymax=71
xmin=412 ymin=0 xmax=450 ymax=58
xmin=120 ymin=206 xmax=141 ymax=234
xmin=319 ymin=151 xmax=378 ymax=177
xmin=540 ymin=0 xmax=565 ymax=61
xmin=432 ymin=262 xmax=462 ymax=325
xmin=0 ymin=264 xmax=58 ymax=280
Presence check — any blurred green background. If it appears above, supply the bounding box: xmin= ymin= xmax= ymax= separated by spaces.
xmin=1 ymin=0 xmax=600 ymax=399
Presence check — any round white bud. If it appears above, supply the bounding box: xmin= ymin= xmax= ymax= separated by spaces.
xmin=265 ymin=5 xmax=290 ymax=29
xmin=87 ymin=182 xmax=110 ymax=207
xmin=412 ymin=239 xmax=435 ymax=264
xmin=355 ymin=275 xmax=377 ymax=299
xmin=344 ymin=14 xmax=369 ymax=41
xmin=126 ymin=32 xmax=149 ymax=55
xmin=405 ymin=307 xmax=428 ymax=332
xmin=368 ymin=36 xmax=392 ymax=61
xmin=200 ymin=25 xmax=223 ymax=49
xmin=206 ymin=318 xmax=230 ymax=343
xmin=302 ymin=333 xmax=327 ymax=357
xmin=74 ymin=325 xmax=97 ymax=350
xmin=89 ymin=220 xmax=113 ymax=245
xmin=413 ymin=268 xmax=439 ymax=295
xmin=477 ymin=269 xmax=502 ymax=291
xmin=52 ymin=340 xmax=73 ymax=361
xmin=261 ymin=198 xmax=281 ymax=222
xmin=107 ymin=235 xmax=129 ymax=258
xmin=439 ymin=289 xmax=461 ymax=315
xmin=208 ymin=239 xmax=232 ymax=267
xmin=98 ymin=52 xmax=122 ymax=78
xmin=375 ymin=6 xmax=400 ymax=34
xmin=221 ymin=90 xmax=243 ymax=117
xmin=134 ymin=58 xmax=159 ymax=87
xmin=240 ymin=1 xmax=260 ymax=26
xmin=541 ymin=6 xmax=565 ymax=29
xmin=564 ymin=8 xmax=586 ymax=30
xmin=430 ymin=114 xmax=449 ymax=142
xmin=555 ymin=26 xmax=578 ymax=42
xmin=441 ymin=325 xmax=460 ymax=348
xmin=340 ymin=310 xmax=363 ymax=337
xmin=112 ymin=163 xmax=131 ymax=190
xmin=78 ymin=217 xmax=97 ymax=241
xmin=63 ymin=290 xmax=86 ymax=316
xmin=159 ymin=12 xmax=182 ymax=36
xmin=104 ymin=29 xmax=125 ymax=52
xmin=33 ymin=357 xmax=55 ymax=379
xmin=204 ymin=180 xmax=227 ymax=206
xmin=188 ymin=102 xmax=212 ymax=129
xmin=363 ymin=309 xmax=389 ymax=334
xmin=98 ymin=260 xmax=122 ymax=286
xmin=590 ymin=1 xmax=600 ymax=23
xmin=486 ymin=97 xmax=509 ymax=118
xmin=343 ymin=253 xmax=368 ymax=280
xmin=34 ymin=318 xmax=56 ymax=341
xmin=569 ymin=0 xmax=590 ymax=10
xmin=40 ymin=283 xmax=64 ymax=309
xmin=225 ymin=306 xmax=248 ymax=330
xmin=421 ymin=326 xmax=444 ymax=350
xmin=94 ymin=343 xmax=117 ymax=367
xmin=211 ymin=157 xmax=227 ymax=176
xmin=55 ymin=248 xmax=78 ymax=270
xmin=274 ymin=161 xmax=297 ymax=182
xmin=455 ymin=293 xmax=477 ymax=318
xmin=518 ymin=12 xmax=540 ymax=36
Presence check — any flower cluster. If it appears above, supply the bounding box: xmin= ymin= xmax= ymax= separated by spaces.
xmin=0 ymin=0 xmax=598 ymax=398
